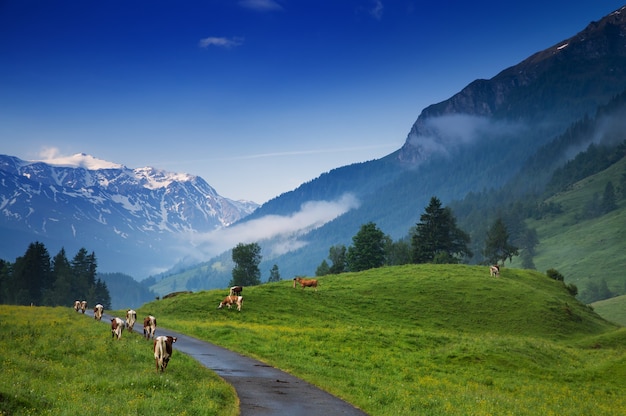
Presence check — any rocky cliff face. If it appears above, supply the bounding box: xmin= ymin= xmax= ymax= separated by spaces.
xmin=398 ymin=6 xmax=626 ymax=164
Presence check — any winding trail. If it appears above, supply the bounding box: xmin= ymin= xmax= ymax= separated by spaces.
xmin=97 ymin=312 xmax=368 ymax=415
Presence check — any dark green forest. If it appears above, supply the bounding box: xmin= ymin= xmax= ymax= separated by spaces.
xmin=0 ymin=242 xmax=111 ymax=309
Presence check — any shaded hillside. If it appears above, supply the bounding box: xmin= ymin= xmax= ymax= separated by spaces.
xmin=138 ymin=265 xmax=625 ymax=415
xmin=234 ymin=6 xmax=626 ymax=279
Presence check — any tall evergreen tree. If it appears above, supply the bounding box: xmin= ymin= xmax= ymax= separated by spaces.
xmin=347 ymin=222 xmax=387 ymax=272
xmin=230 ymin=242 xmax=262 ymax=286
xmin=71 ymin=248 xmax=98 ymax=303
xmin=11 ymin=242 xmax=51 ymax=305
xmin=601 ymin=181 xmax=617 ymax=214
xmin=45 ymin=248 xmax=73 ymax=306
xmin=411 ymin=197 xmax=472 ymax=264
xmin=482 ymin=218 xmax=519 ymax=265
xmin=268 ymin=264 xmax=281 ymax=283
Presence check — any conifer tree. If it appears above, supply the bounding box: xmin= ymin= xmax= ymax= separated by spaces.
xmin=347 ymin=222 xmax=387 ymax=272
xmin=411 ymin=197 xmax=472 ymax=264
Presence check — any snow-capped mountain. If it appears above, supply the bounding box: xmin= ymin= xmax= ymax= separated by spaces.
xmin=0 ymin=153 xmax=258 ymax=277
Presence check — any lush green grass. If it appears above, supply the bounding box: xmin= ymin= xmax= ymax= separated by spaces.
xmin=0 ymin=306 xmax=238 ymax=416
xmin=592 ymin=295 xmax=626 ymax=326
xmin=138 ymin=264 xmax=626 ymax=416
xmin=521 ymin=156 xmax=626 ymax=298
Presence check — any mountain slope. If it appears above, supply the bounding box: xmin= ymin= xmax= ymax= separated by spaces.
xmin=0 ymin=154 xmax=258 ymax=278
xmin=236 ymin=5 xmax=626 ymax=279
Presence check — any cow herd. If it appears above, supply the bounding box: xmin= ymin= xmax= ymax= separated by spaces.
xmin=73 ymin=285 xmax=249 ymax=373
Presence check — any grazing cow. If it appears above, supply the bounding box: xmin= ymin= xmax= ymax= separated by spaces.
xmin=490 ymin=265 xmax=500 ymax=277
xmin=80 ymin=301 xmax=87 ymax=314
xmin=126 ymin=309 xmax=137 ymax=332
xmin=94 ymin=304 xmax=104 ymax=321
xmin=229 ymin=285 xmax=243 ymax=296
xmin=111 ymin=317 xmax=124 ymax=340
xmin=74 ymin=300 xmax=81 ymax=312
xmin=217 ymin=295 xmax=243 ymax=311
xmin=293 ymin=277 xmax=318 ymax=291
xmin=153 ymin=335 xmax=177 ymax=373
xmin=143 ymin=315 xmax=157 ymax=340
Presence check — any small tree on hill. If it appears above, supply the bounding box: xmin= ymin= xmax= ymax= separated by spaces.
xmin=347 ymin=222 xmax=387 ymax=272
xmin=268 ymin=264 xmax=281 ymax=283
xmin=482 ymin=218 xmax=519 ymax=265
xmin=328 ymin=245 xmax=347 ymax=274
xmin=230 ymin=242 xmax=262 ymax=286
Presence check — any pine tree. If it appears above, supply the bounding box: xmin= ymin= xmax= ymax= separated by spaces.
xmin=347 ymin=222 xmax=387 ymax=272
xmin=11 ymin=242 xmax=51 ymax=305
xmin=411 ymin=197 xmax=472 ymax=264
xmin=268 ymin=264 xmax=281 ymax=283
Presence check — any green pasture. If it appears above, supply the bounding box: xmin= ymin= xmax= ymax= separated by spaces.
xmin=137 ymin=264 xmax=626 ymax=416
xmin=0 ymin=306 xmax=238 ymax=416
xmin=523 ymin=156 xmax=626 ymax=295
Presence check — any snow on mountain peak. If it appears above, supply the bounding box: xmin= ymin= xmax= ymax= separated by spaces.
xmin=133 ymin=166 xmax=194 ymax=189
xmin=37 ymin=153 xmax=124 ymax=170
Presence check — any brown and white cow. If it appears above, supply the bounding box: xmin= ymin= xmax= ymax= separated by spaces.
xmin=153 ymin=335 xmax=177 ymax=373
xmin=74 ymin=300 xmax=81 ymax=312
xmin=111 ymin=317 xmax=124 ymax=340
xmin=229 ymin=285 xmax=243 ymax=296
xmin=80 ymin=301 xmax=87 ymax=314
xmin=126 ymin=309 xmax=137 ymax=332
xmin=93 ymin=304 xmax=104 ymax=321
xmin=489 ymin=265 xmax=500 ymax=277
xmin=143 ymin=315 xmax=157 ymax=340
xmin=293 ymin=277 xmax=318 ymax=291
xmin=217 ymin=295 xmax=243 ymax=311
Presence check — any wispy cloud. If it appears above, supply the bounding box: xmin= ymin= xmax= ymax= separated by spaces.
xmin=183 ymin=193 xmax=360 ymax=260
xmin=238 ymin=0 xmax=283 ymax=12
xmin=226 ymin=144 xmax=396 ymax=160
xmin=199 ymin=36 xmax=244 ymax=49
xmin=369 ymin=0 xmax=384 ymax=20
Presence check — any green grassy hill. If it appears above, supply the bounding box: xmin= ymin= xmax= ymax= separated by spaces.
xmin=523 ymin=156 xmax=626 ymax=291
xmin=592 ymin=294 xmax=626 ymax=326
xmin=136 ymin=264 xmax=626 ymax=415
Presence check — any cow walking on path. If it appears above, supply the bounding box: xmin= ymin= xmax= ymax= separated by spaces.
xmin=93 ymin=304 xmax=103 ymax=321
xmin=143 ymin=315 xmax=157 ymax=339
xmin=126 ymin=309 xmax=137 ymax=332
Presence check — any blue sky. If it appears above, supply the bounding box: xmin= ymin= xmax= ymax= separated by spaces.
xmin=1 ymin=1 xmax=624 ymax=204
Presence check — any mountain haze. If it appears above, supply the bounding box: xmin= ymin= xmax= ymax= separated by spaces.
xmin=0 ymin=153 xmax=258 ymax=278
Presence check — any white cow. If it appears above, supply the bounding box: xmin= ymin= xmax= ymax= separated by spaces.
xmin=93 ymin=304 xmax=104 ymax=321
xmin=154 ymin=335 xmax=177 ymax=372
xmin=111 ymin=317 xmax=124 ymax=340
xmin=143 ymin=315 xmax=157 ymax=340
xmin=126 ymin=309 xmax=137 ymax=332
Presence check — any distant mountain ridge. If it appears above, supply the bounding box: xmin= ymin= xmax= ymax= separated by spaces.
xmin=0 ymin=153 xmax=258 ymax=278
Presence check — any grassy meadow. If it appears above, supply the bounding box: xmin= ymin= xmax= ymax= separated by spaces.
xmin=521 ymin=156 xmax=626 ymax=296
xmin=134 ymin=264 xmax=626 ymax=416
xmin=0 ymin=306 xmax=238 ymax=416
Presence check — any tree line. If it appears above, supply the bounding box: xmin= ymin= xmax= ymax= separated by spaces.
xmin=314 ymin=196 xmax=518 ymax=276
xmin=0 ymin=242 xmax=111 ymax=308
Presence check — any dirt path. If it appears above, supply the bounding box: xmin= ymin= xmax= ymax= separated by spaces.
xmin=97 ymin=312 xmax=368 ymax=415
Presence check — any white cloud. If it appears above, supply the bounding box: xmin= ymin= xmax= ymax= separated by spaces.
xmin=369 ymin=0 xmax=384 ymax=20
xmin=238 ymin=0 xmax=283 ymax=12
xmin=184 ymin=193 xmax=360 ymax=259
xmin=199 ymin=36 xmax=244 ymax=49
